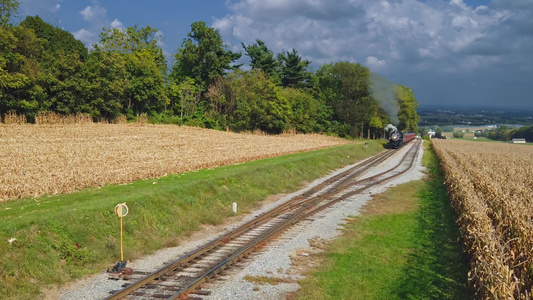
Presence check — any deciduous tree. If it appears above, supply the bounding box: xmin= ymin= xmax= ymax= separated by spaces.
xmin=314 ymin=61 xmax=371 ymax=136
xmin=396 ymin=84 xmax=420 ymax=133
xmin=94 ymin=25 xmax=168 ymax=116
xmin=0 ymin=24 xmax=42 ymax=119
xmin=172 ymin=21 xmax=241 ymax=91
xmin=0 ymin=0 xmax=19 ymax=27
xmin=283 ymin=88 xmax=320 ymax=133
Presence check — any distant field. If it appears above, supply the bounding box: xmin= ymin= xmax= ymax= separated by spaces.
xmin=442 ymin=131 xmax=475 ymax=139
xmin=0 ymin=124 xmax=348 ymax=201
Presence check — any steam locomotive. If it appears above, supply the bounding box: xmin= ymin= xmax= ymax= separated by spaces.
xmin=388 ymin=130 xmax=416 ymax=149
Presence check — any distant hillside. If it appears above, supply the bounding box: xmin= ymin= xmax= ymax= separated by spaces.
xmin=417 ymin=105 xmax=533 ymax=126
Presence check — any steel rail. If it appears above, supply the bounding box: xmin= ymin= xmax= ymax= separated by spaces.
xmin=165 ymin=140 xmax=423 ymax=299
xmin=105 ymin=148 xmax=396 ymax=300
xmin=105 ymin=142 xmax=421 ymax=299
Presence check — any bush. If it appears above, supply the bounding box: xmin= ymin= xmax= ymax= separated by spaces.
xmin=453 ymin=131 xmax=464 ymax=138
xmin=184 ymin=118 xmax=206 ymax=128
xmin=148 ymin=112 xmax=183 ymax=125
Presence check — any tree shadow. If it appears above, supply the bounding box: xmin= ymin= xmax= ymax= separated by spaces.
xmin=392 ymin=176 xmax=474 ymax=299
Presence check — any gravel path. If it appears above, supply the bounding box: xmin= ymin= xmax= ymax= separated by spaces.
xmin=56 ymin=142 xmax=425 ymax=300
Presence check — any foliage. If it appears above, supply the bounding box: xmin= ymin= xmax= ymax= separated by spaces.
xmin=277 ymin=49 xmax=311 ymax=89
xmin=453 ymin=131 xmax=464 ymax=138
xmin=314 ymin=61 xmax=379 ymax=137
xmin=95 ymin=25 xmax=168 ymax=116
xmin=510 ymin=125 xmax=533 ymax=142
xmin=20 ymin=15 xmax=88 ymax=60
xmin=172 ymin=21 xmax=241 ymax=91
xmin=396 ymin=84 xmax=420 ymax=133
xmin=282 ymin=88 xmax=320 ymax=133
xmin=83 ymin=49 xmax=127 ymax=119
xmin=478 ymin=125 xmax=533 ymax=142
xmin=242 ymin=39 xmax=278 ymax=82
xmin=168 ymin=76 xmax=200 ymax=118
xmin=208 ymin=69 xmax=291 ymax=133
xmin=0 ymin=13 xmax=421 ymax=137
xmin=0 ymin=0 xmax=19 ymax=27
xmin=0 ymin=25 xmax=41 ymax=119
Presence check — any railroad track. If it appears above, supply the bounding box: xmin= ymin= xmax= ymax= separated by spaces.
xmin=105 ymin=140 xmax=422 ymax=300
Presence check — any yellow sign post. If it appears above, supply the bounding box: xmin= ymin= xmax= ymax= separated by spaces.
xmin=114 ymin=202 xmax=129 ymax=261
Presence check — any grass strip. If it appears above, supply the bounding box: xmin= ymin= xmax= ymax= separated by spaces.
xmin=0 ymin=140 xmax=383 ymax=299
xmin=293 ymin=141 xmax=473 ymax=300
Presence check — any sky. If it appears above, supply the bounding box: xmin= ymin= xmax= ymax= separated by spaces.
xmin=17 ymin=0 xmax=533 ymax=109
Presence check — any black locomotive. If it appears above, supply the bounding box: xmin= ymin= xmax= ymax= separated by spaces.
xmin=388 ymin=130 xmax=416 ymax=149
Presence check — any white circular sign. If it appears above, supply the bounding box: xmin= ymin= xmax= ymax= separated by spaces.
xmin=114 ymin=203 xmax=128 ymax=217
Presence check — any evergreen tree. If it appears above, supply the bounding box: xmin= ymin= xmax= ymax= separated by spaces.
xmin=277 ymin=49 xmax=311 ymax=88
xmin=242 ymin=39 xmax=278 ymax=81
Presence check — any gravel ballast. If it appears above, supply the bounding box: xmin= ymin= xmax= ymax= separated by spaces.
xmin=56 ymin=143 xmax=425 ymax=300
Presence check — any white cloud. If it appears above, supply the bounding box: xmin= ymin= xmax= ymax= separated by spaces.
xmin=213 ymin=0 xmax=533 ymax=106
xmin=19 ymin=0 xmax=63 ymax=24
xmin=73 ymin=29 xmax=96 ymax=45
xmin=366 ymin=56 xmax=386 ymax=69
xmin=450 ymin=0 xmax=468 ymax=10
xmin=110 ymin=19 xmax=124 ymax=29
xmin=216 ymin=0 xmax=528 ymax=73
xmin=74 ymin=1 xmax=112 ymax=48
xmin=155 ymin=30 xmax=165 ymax=49
xmin=79 ymin=2 xmax=107 ymax=23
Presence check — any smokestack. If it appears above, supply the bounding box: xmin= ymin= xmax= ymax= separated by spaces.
xmin=369 ymin=72 xmax=399 ymax=125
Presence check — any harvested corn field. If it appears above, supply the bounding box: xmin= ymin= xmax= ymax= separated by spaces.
xmin=432 ymin=139 xmax=533 ymax=299
xmin=0 ymin=124 xmax=348 ymax=202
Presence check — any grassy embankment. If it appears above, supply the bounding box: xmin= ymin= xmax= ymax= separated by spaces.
xmin=0 ymin=140 xmax=383 ymax=299
xmin=293 ymin=141 xmax=473 ymax=300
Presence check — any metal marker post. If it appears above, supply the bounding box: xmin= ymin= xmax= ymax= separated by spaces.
xmin=120 ymin=216 xmax=123 ymax=260
xmin=114 ymin=203 xmax=129 ymax=261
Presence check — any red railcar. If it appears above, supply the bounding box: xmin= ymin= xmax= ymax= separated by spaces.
xmin=403 ymin=132 xmax=416 ymax=144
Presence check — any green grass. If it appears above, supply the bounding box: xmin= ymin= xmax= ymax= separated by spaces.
xmin=0 ymin=140 xmax=384 ymax=299
xmin=294 ymin=141 xmax=473 ymax=300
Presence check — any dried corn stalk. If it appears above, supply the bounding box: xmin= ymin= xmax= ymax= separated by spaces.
xmin=0 ymin=124 xmax=348 ymax=202
xmin=432 ymin=139 xmax=533 ymax=299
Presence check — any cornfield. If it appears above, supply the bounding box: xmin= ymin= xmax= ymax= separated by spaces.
xmin=432 ymin=139 xmax=533 ymax=299
xmin=0 ymin=124 xmax=348 ymax=202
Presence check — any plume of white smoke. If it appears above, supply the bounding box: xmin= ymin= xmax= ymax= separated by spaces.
xmin=384 ymin=123 xmax=397 ymax=133
xmin=384 ymin=123 xmax=398 ymax=139
xmin=370 ymin=72 xmax=399 ymax=125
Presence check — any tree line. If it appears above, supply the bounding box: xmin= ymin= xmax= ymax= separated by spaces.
xmin=475 ymin=125 xmax=533 ymax=142
xmin=1 ymin=0 xmax=419 ymax=137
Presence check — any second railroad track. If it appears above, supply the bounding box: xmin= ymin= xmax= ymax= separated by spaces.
xmin=106 ymin=139 xmax=422 ymax=300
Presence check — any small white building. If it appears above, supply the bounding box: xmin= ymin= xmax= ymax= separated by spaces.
xmin=511 ymin=138 xmax=526 ymax=144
